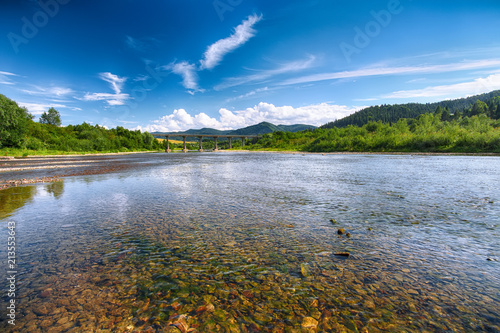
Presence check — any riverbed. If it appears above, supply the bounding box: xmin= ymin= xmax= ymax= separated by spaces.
xmin=0 ymin=152 xmax=499 ymax=332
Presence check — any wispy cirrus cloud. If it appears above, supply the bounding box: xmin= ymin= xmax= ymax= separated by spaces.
xmin=83 ymin=72 xmax=130 ymax=106
xmin=167 ymin=14 xmax=263 ymax=94
xmin=125 ymin=35 xmax=147 ymax=52
xmin=0 ymin=71 xmax=18 ymax=85
xmin=225 ymin=87 xmax=269 ymax=103
xmin=383 ymin=73 xmax=500 ymax=99
xmin=215 ymin=55 xmax=316 ymax=90
xmin=280 ymin=59 xmax=500 ymax=86
xmin=21 ymin=85 xmax=74 ymax=98
xmin=98 ymin=72 xmax=127 ymax=95
xmin=200 ymin=13 xmax=262 ymax=70
xmin=125 ymin=35 xmax=161 ymax=53
xmin=82 ymin=92 xmax=131 ymax=106
xmin=165 ymin=61 xmax=203 ymax=93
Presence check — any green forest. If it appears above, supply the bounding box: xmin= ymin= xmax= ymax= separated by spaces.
xmin=322 ymin=90 xmax=500 ymax=129
xmin=0 ymin=94 xmax=165 ymax=155
xmin=251 ymin=97 xmax=500 ymax=153
xmin=2 ymin=91 xmax=500 ymax=155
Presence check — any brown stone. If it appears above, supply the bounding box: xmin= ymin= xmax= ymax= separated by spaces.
xmin=242 ymin=290 xmax=254 ymax=299
xmin=33 ymin=305 xmax=49 ymax=316
xmin=39 ymin=319 xmax=54 ymax=328
xmin=301 ymin=316 xmax=318 ymax=328
xmin=40 ymin=289 xmax=52 ymax=298
xmin=56 ymin=298 xmax=70 ymax=307
xmin=171 ymin=301 xmax=182 ymax=311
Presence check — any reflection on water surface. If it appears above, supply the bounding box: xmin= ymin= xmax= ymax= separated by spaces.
xmin=0 ymin=153 xmax=499 ymax=332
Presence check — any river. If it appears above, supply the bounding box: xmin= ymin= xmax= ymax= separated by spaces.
xmin=1 ymin=152 xmax=499 ymax=332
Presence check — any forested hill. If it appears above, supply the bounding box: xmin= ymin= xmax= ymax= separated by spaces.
xmin=153 ymin=122 xmax=317 ymax=137
xmin=322 ymin=90 xmax=500 ymax=129
xmin=228 ymin=122 xmax=317 ymax=135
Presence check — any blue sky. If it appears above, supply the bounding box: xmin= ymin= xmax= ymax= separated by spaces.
xmin=1 ymin=0 xmax=500 ymax=132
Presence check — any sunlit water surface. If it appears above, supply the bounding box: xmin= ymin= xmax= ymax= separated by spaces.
xmin=1 ymin=153 xmax=499 ymax=332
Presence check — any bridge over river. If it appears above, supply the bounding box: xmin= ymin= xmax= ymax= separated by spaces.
xmin=155 ymin=134 xmax=261 ymax=152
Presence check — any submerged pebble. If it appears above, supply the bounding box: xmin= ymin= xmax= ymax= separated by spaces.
xmin=1 ymin=154 xmax=499 ymax=333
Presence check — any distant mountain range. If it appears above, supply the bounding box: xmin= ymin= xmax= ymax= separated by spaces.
xmin=152 ymin=90 xmax=500 ymax=137
xmin=152 ymin=122 xmax=317 ymax=137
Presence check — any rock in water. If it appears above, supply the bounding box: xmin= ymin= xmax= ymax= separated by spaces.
xmin=300 ymin=263 xmax=310 ymax=277
xmin=301 ymin=316 xmax=318 ymax=328
xmin=337 ymin=228 xmax=346 ymax=235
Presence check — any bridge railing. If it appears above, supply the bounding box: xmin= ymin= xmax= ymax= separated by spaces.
xmin=154 ymin=134 xmax=261 ymax=152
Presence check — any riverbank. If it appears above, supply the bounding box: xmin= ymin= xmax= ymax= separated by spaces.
xmin=2 ymin=147 xmax=500 ymax=159
xmin=226 ymin=149 xmax=500 ymax=156
xmin=2 ymin=150 xmax=499 ymax=190
xmin=0 ymin=153 xmax=160 ymax=190
xmin=0 ymin=149 xmax=162 ymax=158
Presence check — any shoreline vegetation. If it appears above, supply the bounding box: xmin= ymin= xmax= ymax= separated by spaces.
xmin=2 ymin=92 xmax=500 ymax=159
xmin=247 ymin=107 xmax=500 ymax=154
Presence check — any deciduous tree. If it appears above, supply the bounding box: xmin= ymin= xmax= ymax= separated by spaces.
xmin=39 ymin=107 xmax=62 ymax=126
xmin=0 ymin=94 xmax=33 ymax=148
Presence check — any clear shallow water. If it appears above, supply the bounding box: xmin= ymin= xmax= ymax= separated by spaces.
xmin=1 ymin=153 xmax=499 ymax=332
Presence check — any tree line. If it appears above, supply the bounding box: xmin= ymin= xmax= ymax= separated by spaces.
xmin=3 ymin=92 xmax=500 ymax=154
xmin=0 ymin=94 xmax=164 ymax=153
xmin=252 ymin=105 xmax=500 ymax=153
xmin=323 ymin=90 xmax=500 ymax=129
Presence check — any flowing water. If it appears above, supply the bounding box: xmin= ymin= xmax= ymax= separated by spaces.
xmin=0 ymin=153 xmax=499 ymax=332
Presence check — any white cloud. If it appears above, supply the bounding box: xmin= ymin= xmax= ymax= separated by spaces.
xmin=125 ymin=35 xmax=160 ymax=52
xmin=225 ymin=87 xmax=269 ymax=102
xmin=99 ymin=72 xmax=127 ymax=95
xmin=383 ymin=73 xmax=500 ymax=99
xmin=82 ymin=72 xmax=130 ymax=106
xmin=82 ymin=92 xmax=130 ymax=106
xmin=220 ymin=102 xmax=361 ymax=127
xmin=200 ymin=14 xmax=262 ymax=70
xmin=0 ymin=71 xmax=17 ymax=76
xmin=165 ymin=13 xmax=263 ymax=94
xmin=141 ymin=109 xmax=224 ymax=132
xmin=22 ymin=85 xmax=74 ymax=98
xmin=280 ymin=59 xmax=500 ymax=86
xmin=140 ymin=102 xmax=361 ymax=132
xmin=0 ymin=71 xmax=18 ymax=85
xmin=125 ymin=35 xmax=145 ymax=51
xmin=215 ymin=55 xmax=316 ymax=90
xmin=18 ymin=102 xmax=67 ymax=115
xmin=169 ymin=61 xmax=202 ymax=92
xmin=133 ymin=74 xmax=149 ymax=82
